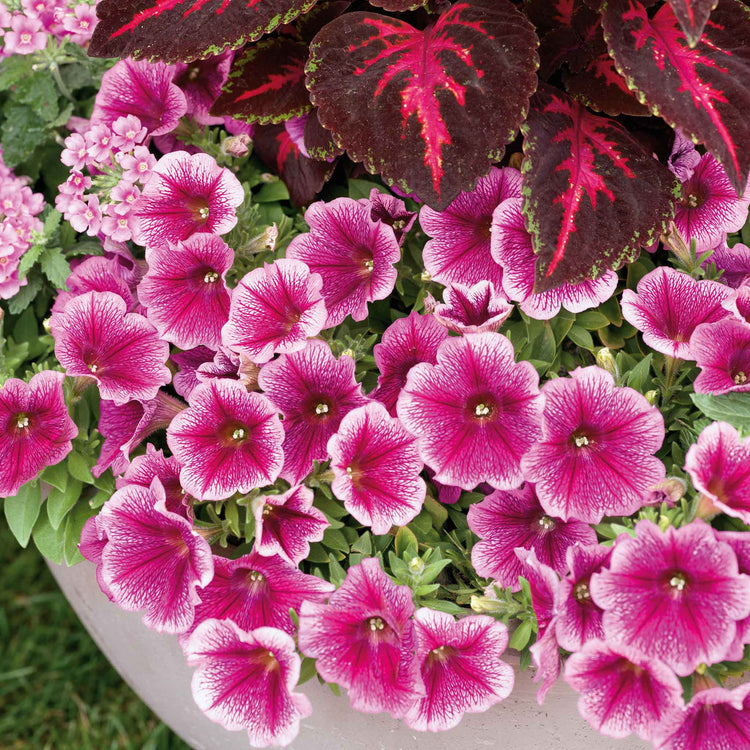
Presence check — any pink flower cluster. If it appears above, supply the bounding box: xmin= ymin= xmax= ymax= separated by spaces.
xmin=0 ymin=0 xmax=98 ymax=53
xmin=0 ymin=147 xmax=44 ymax=298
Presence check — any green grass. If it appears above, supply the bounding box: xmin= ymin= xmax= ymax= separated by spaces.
xmin=0 ymin=519 xmax=191 ymax=750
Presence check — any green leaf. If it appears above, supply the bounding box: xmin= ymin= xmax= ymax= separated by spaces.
xmin=0 ymin=55 xmax=33 ymax=89
xmin=297 ymin=657 xmax=318 ymax=686
xmin=15 ymin=74 xmax=59 ymax=122
xmin=567 ymin=324 xmax=595 ymax=351
xmin=576 ymin=310 xmax=609 ymax=330
xmin=39 ymin=246 xmax=70 ymax=290
xmin=7 ymin=274 xmax=43 ymax=314
xmin=419 ymin=598 xmax=466 ymax=616
xmin=394 ymin=525 xmax=419 ymax=557
xmin=46 ymin=479 xmax=83 ymax=530
xmin=690 ymin=393 xmax=750 ymax=431
xmin=17 ymin=242 xmax=44 ymax=279
xmin=3 ymin=482 xmax=43 ymax=548
xmin=67 ymin=451 xmax=95 ymax=485
xmin=64 ymin=501 xmax=95 ymax=565
xmin=41 ymin=460 xmax=69 ymax=492
xmin=626 ymin=354 xmax=653 ymax=393
xmin=32 ymin=509 xmax=66 ymax=564
xmin=254 ymin=180 xmax=290 ymax=203
xmin=423 ymin=494 xmax=448 ymax=529
xmin=509 ymin=619 xmax=533 ymax=651
xmin=0 ymin=104 xmax=47 ymax=167
xmin=321 ymin=527 xmax=350 ymax=554
xmin=348 ymin=179 xmax=385 ymax=200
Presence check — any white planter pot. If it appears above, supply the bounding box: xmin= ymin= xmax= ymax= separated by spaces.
xmin=49 ymin=560 xmax=645 ymax=750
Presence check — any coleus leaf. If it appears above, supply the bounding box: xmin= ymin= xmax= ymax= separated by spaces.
xmin=211 ymin=37 xmax=310 ymax=124
xmin=367 ymin=0 xmax=426 ymax=10
xmin=252 ymin=123 xmax=337 ymax=205
xmin=669 ymin=0 xmax=719 ymax=47
xmin=521 ymin=84 xmax=678 ymax=290
xmin=306 ymin=0 xmax=539 ymax=210
xmin=304 ymin=110 xmax=344 ymax=161
xmin=602 ymin=0 xmax=750 ymax=195
xmin=88 ymin=0 xmax=317 ymax=63
xmin=563 ymin=51 xmax=650 ymax=116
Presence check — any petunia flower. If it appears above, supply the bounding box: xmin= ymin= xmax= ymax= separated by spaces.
xmin=426 ymin=280 xmax=513 ymax=334
xmin=117 ymin=445 xmax=189 ymax=518
xmin=90 ymin=59 xmax=187 ymax=136
xmin=183 ymin=551 xmax=334 ymax=642
xmin=715 ymin=530 xmax=750 ymax=659
xmin=653 ymin=683 xmax=750 ymax=750
xmin=173 ymin=52 xmax=233 ymax=125
xmin=691 ymin=318 xmax=750 ymax=393
xmin=257 ymin=340 xmax=368 ymax=485
xmin=674 ymin=152 xmax=750 ymax=253
xmin=185 ymin=620 xmax=312 ymax=748
xmin=51 ymin=291 xmax=171 ymax=406
xmin=491 ymin=197 xmax=618 ymax=320
xmin=132 ymin=151 xmax=244 ymax=249
xmin=712 ymin=242 xmax=750 ymax=288
xmin=734 ymin=284 xmax=750 ymax=324
xmin=420 ymin=166 xmax=518 ymax=287
xmin=251 ymin=485 xmax=328 ymax=565
xmin=371 ymin=311 xmax=448 ymax=416
xmin=521 ymin=366 xmax=666 ymax=524
xmin=98 ymin=478 xmax=214 ymax=634
xmin=78 ymin=515 xmax=112 ymax=601
xmin=0 ymin=370 xmax=77 ymax=497
xmin=93 ymin=390 xmax=186 ymax=478
xmin=298 ymin=558 xmax=422 ymax=717
xmin=362 ymin=187 xmax=417 ymax=246
xmin=286 ymin=197 xmax=400 ymax=327
xmin=167 ymin=379 xmax=284 ymax=501
xmin=684 ymin=421 xmax=750 ymax=525
xmin=590 ymin=519 xmax=750 ymax=676
xmin=138 ymin=234 xmax=233 ymax=350
xmin=328 ymin=402 xmax=425 ymax=534
xmin=564 ymin=640 xmax=684 ymax=741
xmin=620 ymin=266 xmax=735 ymax=360
xmin=171 ymin=346 xmax=216 ymax=400
xmin=667 ymin=129 xmax=701 ymax=183
xmin=398 ymin=332 xmax=542 ymax=491
xmin=221 ymin=259 xmax=327 ymax=364
xmin=404 ymin=609 xmax=514 ymax=732
xmin=554 ymin=543 xmax=611 ymax=652
xmin=468 ymin=483 xmax=596 ymax=591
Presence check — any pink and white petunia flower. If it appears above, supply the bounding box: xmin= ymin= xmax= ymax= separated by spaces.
xmin=98 ymin=478 xmax=214 ymax=634
xmin=167 ymin=379 xmax=284 ymax=501
xmin=653 ymin=683 xmax=750 ymax=750
xmin=405 ymin=609 xmax=514 ymax=732
xmin=564 ymin=640 xmax=684 ymax=741
xmin=184 ymin=551 xmax=334 ymax=641
xmin=91 ymin=59 xmax=187 ymax=136
xmin=186 ymin=620 xmax=312 ymax=748
xmin=521 ymin=366 xmax=665 ymax=524
xmin=138 ymin=234 xmax=233 ymax=350
xmin=132 ymin=151 xmax=244 ymax=249
xmin=398 ymin=332 xmax=542 ymax=491
xmin=427 ymin=280 xmax=513 ymax=334
xmin=298 ymin=558 xmax=422 ymax=718
xmin=621 ymin=266 xmax=736 ymax=360
xmin=286 ymin=197 xmax=400 ymax=327
xmin=51 ymin=291 xmax=171 ymax=406
xmin=252 ymin=485 xmax=328 ymax=565
xmin=222 ymin=259 xmax=327 ymax=364
xmin=0 ymin=370 xmax=77 ymax=497
xmin=468 ymin=483 xmax=596 ymax=591
xmin=420 ymin=166 xmax=518 ymax=287
xmin=257 ymin=340 xmax=368 ymax=485
xmin=691 ymin=318 xmax=750 ymax=394
xmin=491 ymin=197 xmax=618 ymax=320
xmin=371 ymin=311 xmax=448 ymax=416
xmin=684 ymin=421 xmax=750 ymax=524
xmin=328 ymin=401 xmax=426 ymax=534
xmin=173 ymin=51 xmax=233 ymax=125
xmin=590 ymin=520 xmax=750 ymax=676
xmin=362 ymin=187 xmax=417 ymax=246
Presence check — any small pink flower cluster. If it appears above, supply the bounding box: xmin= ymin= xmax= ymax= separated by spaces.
xmin=0 ymin=146 xmax=44 ymax=298
xmin=55 ymin=114 xmax=152 ymax=241
xmin=0 ymin=0 xmax=98 ymax=53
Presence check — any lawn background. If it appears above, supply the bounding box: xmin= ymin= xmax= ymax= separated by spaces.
xmin=0 ymin=517 xmax=190 ymax=750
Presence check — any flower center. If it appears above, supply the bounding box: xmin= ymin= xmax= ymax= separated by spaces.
xmin=734 ymin=370 xmax=748 ymax=385
xmin=262 ymin=504 xmax=273 ymax=517
xmin=466 ymin=394 xmax=498 ymax=422
xmin=573 ymin=581 xmax=591 ymax=602
xmin=232 ymin=427 xmax=247 ymax=441
xmin=571 ymin=430 xmax=591 ymax=447
xmin=366 ymin=616 xmax=385 ymax=632
xmin=247 ymin=570 xmax=265 ymax=583
xmin=203 ymin=271 xmax=219 ymax=284
xmin=363 ymin=258 xmax=374 ymax=272
xmin=669 ymin=573 xmax=688 ymax=592
xmin=315 ymin=402 xmax=329 ymax=415
xmin=538 ymin=515 xmax=556 ymax=532
xmin=21 ymin=33 xmax=31 ymax=44
xmin=14 ymin=412 xmax=30 ymax=430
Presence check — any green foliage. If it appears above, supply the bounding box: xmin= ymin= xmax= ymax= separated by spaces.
xmin=691 ymin=392 xmax=750 ymax=433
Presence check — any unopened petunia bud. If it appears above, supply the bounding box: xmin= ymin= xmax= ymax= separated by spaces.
xmin=470 ymin=595 xmax=504 ymax=614
xmin=644 ymin=390 xmax=659 ymax=405
xmin=221 ymin=134 xmax=251 ymax=158
xmin=595 ymin=347 xmax=617 ymax=376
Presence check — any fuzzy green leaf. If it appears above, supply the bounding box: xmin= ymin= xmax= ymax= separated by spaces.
xmin=4 ymin=482 xmax=43 ymax=548
xmin=690 ymin=392 xmax=750 ymax=431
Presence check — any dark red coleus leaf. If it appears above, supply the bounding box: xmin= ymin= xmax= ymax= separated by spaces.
xmin=521 ymin=84 xmax=678 ymax=290
xmin=211 ymin=38 xmax=310 ymax=124
xmin=669 ymin=0 xmax=719 ymax=47
xmin=563 ymin=51 xmax=650 ymax=116
xmin=89 ymin=0 xmax=317 ymax=63
xmin=304 ymin=110 xmax=344 ymax=161
xmin=253 ymin=123 xmax=337 ymax=205
xmin=602 ymin=0 xmax=750 ymax=195
xmin=367 ymin=0 xmax=426 ymax=10
xmin=306 ymin=0 xmax=539 ymax=210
